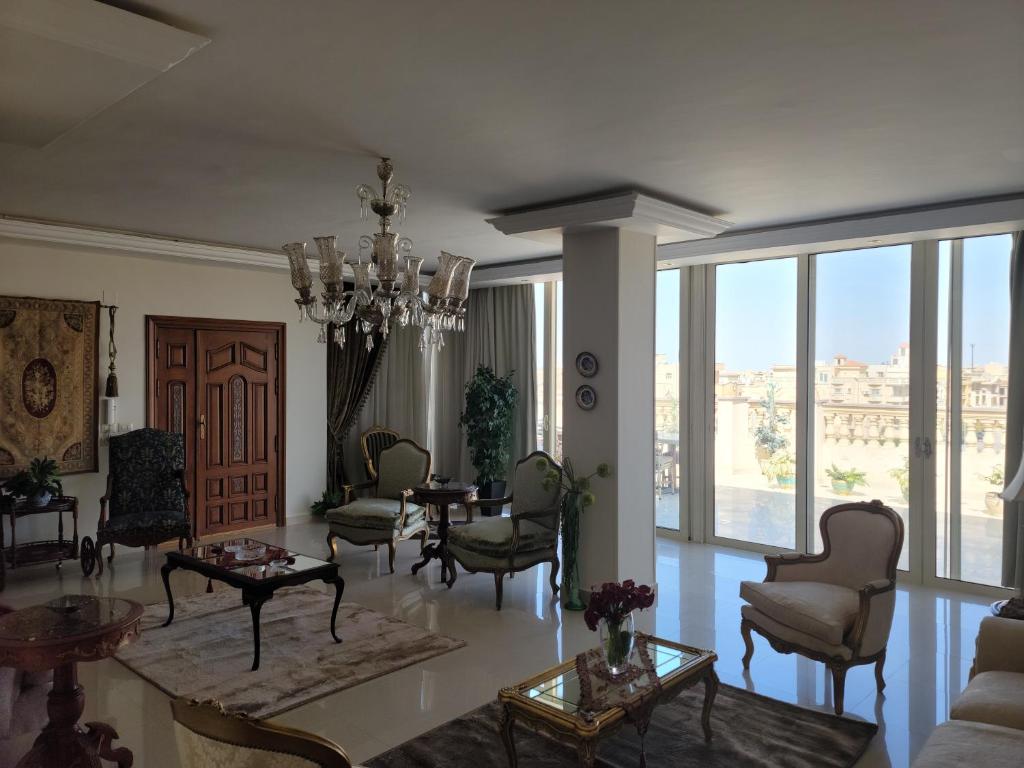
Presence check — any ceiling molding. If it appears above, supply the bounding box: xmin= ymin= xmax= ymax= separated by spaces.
xmin=486 ymin=191 xmax=732 ymax=246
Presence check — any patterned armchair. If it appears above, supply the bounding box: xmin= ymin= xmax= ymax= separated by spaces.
xmin=324 ymin=439 xmax=431 ymax=574
xmin=359 ymin=425 xmax=400 ymax=481
xmin=171 ymin=698 xmax=360 ymax=768
xmin=81 ymin=428 xmax=192 ymax=576
xmin=739 ymin=500 xmax=904 ymax=715
xmin=448 ymin=451 xmax=562 ymax=610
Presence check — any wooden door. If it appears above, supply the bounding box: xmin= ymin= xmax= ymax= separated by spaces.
xmin=148 ymin=318 xmax=285 ymax=538
xmin=196 ymin=329 xmax=279 ymax=536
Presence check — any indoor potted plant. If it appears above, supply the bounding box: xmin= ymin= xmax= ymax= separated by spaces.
xmin=826 ymin=464 xmax=868 ymax=496
xmin=584 ymin=580 xmax=655 ymax=675
xmin=538 ymin=456 xmax=611 ymax=610
xmin=310 ymin=488 xmax=343 ymax=517
xmin=5 ymin=456 xmax=62 ymax=507
xmin=984 ymin=465 xmax=1004 ymax=515
xmin=459 ymin=365 xmax=518 ymax=508
xmin=767 ymin=450 xmax=796 ymax=488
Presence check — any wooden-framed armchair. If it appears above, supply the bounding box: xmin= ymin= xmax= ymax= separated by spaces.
xmin=447 ymin=451 xmax=562 ymax=610
xmin=324 ymin=439 xmax=431 ymax=574
xmin=359 ymin=425 xmax=400 ymax=481
xmin=81 ymin=428 xmax=192 ymax=576
xmin=171 ymin=698 xmax=360 ymax=768
xmin=739 ymin=500 xmax=904 ymax=715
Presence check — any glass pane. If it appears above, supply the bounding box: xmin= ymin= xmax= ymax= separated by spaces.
xmin=813 ymin=245 xmax=911 ymax=569
xmin=534 ymin=283 xmax=546 ymax=451
xmin=555 ymin=281 xmax=564 ymax=460
xmin=714 ymin=258 xmax=797 ymax=549
xmin=656 ymin=269 xmax=681 ymax=530
xmin=937 ymin=234 xmax=1012 ymax=586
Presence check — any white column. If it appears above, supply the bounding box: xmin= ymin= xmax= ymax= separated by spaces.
xmin=562 ymin=228 xmax=656 ymax=589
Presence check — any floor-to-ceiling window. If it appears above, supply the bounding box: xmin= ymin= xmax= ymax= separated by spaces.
xmin=534 ymin=282 xmax=546 ymax=451
xmin=713 ymin=258 xmax=798 ymax=550
xmin=656 ymin=268 xmax=682 ymax=530
xmin=534 ymin=280 xmax=563 ymax=460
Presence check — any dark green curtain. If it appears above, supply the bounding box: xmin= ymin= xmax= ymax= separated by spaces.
xmin=326 ymin=321 xmax=388 ymax=492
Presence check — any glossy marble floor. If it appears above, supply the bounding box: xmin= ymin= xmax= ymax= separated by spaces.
xmin=1 ymin=519 xmax=993 ymax=767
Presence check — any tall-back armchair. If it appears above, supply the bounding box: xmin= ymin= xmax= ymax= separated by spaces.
xmin=324 ymin=439 xmax=431 ymax=574
xmin=359 ymin=425 xmax=400 ymax=481
xmin=739 ymin=500 xmax=904 ymax=715
xmin=171 ymin=698 xmax=359 ymax=768
xmin=447 ymin=451 xmax=562 ymax=610
xmin=80 ymin=428 xmax=192 ymax=576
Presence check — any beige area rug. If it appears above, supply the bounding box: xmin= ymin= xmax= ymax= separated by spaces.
xmin=115 ymin=586 xmax=465 ymax=719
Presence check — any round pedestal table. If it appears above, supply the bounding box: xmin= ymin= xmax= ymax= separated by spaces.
xmin=410 ymin=481 xmax=478 ymax=587
xmin=0 ymin=594 xmax=144 ymax=768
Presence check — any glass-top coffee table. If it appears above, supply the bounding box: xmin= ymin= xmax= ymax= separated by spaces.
xmin=498 ymin=635 xmax=718 ymax=767
xmin=160 ymin=538 xmax=344 ymax=670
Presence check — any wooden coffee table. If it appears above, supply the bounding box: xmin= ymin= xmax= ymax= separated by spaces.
xmin=0 ymin=594 xmax=143 ymax=768
xmin=160 ymin=538 xmax=345 ymax=671
xmin=498 ymin=635 xmax=718 ymax=767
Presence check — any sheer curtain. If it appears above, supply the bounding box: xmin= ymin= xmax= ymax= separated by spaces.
xmin=1001 ymin=231 xmax=1024 ymax=592
xmin=432 ymin=285 xmax=537 ymax=483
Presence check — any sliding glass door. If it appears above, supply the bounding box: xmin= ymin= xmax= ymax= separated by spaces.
xmin=656 ymin=269 xmax=682 ymax=531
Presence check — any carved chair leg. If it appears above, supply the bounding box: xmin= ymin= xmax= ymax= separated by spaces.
xmin=387 ymin=540 xmax=396 ymax=574
xmin=494 ymin=572 xmax=505 ymax=611
xmin=326 ymin=530 xmax=338 ymax=561
xmin=549 ymin=557 xmax=560 ymax=596
xmin=875 ymin=651 xmax=887 ymax=693
xmin=830 ymin=663 xmax=847 ymax=716
xmin=741 ymin=620 xmax=755 ymax=670
xmin=107 ymin=543 xmax=116 ymax=563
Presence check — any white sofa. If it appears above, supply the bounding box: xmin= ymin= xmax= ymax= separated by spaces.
xmin=912 ymin=615 xmax=1024 ymax=766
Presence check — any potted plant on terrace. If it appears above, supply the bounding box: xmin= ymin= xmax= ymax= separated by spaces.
xmin=753 ymin=383 xmax=789 ymax=476
xmin=889 ymin=458 xmax=910 ymax=503
xmin=460 ymin=365 xmax=518 ymax=508
xmin=984 ymin=465 xmax=1004 ymax=515
xmin=5 ymin=456 xmax=62 ymax=507
xmin=767 ymin=450 xmax=796 ymax=488
xmin=826 ymin=464 xmax=868 ymax=496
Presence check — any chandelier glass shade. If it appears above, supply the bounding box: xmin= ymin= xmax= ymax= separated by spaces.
xmin=282 ymin=157 xmax=475 ymax=350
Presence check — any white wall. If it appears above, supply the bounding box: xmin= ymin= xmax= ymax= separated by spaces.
xmin=0 ymin=237 xmax=325 ymax=541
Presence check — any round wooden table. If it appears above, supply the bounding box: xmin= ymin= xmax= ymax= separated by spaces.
xmin=0 ymin=594 xmax=144 ymax=768
xmin=410 ymin=481 xmax=477 ymax=587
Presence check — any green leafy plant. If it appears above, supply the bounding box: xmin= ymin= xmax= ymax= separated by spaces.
xmin=310 ymin=489 xmax=343 ymax=517
xmin=459 ymin=365 xmax=518 ymax=488
xmin=5 ymin=456 xmax=62 ymax=500
xmin=889 ymin=458 xmax=910 ymax=502
xmin=826 ymin=464 xmax=868 ymax=490
xmin=983 ymin=465 xmax=1004 ymax=486
xmin=766 ymin=450 xmax=795 ymax=482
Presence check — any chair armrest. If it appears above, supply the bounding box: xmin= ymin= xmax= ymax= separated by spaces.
xmin=971 ymin=616 xmax=1024 ymax=677
xmin=764 ymin=552 xmax=831 ymax=582
xmin=510 ymin=508 xmax=560 ymax=556
xmin=848 ymin=579 xmax=896 ymax=658
xmin=513 ymin=507 xmax=559 ymax=524
xmin=342 ymin=479 xmax=376 ymax=505
xmin=398 ymin=489 xmax=414 ymax=528
xmin=465 ymin=495 xmax=513 ymax=510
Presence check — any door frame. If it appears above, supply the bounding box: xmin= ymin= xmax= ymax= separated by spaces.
xmin=145 ymin=315 xmax=287 ymax=532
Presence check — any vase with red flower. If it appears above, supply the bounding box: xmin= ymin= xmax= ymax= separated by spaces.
xmin=584 ymin=580 xmax=656 ymax=676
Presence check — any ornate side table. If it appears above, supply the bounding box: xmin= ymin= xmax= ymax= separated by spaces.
xmin=2 ymin=495 xmax=79 ymax=570
xmin=410 ymin=481 xmax=477 ymax=587
xmin=0 ymin=594 xmax=143 ymax=767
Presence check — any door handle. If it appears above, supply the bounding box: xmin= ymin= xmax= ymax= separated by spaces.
xmin=914 ymin=436 xmax=933 ymax=459
xmin=199 ymin=414 xmax=206 ymax=440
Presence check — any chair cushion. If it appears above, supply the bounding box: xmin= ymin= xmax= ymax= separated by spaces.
xmin=911 ymin=720 xmax=1024 ymax=767
xmin=951 ymin=671 xmax=1024 ymax=730
xmin=325 ymin=499 xmax=425 ymax=531
xmin=741 ymin=605 xmax=853 ymax=661
xmin=740 ymin=580 xmax=859 ymax=646
xmin=99 ymin=510 xmax=190 ymax=537
xmin=447 ymin=516 xmax=554 ymax=557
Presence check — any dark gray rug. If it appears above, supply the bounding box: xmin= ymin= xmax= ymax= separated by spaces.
xmin=367 ymin=684 xmax=877 ymax=767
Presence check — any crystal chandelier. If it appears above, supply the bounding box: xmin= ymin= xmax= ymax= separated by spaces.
xmin=282 ymin=157 xmax=475 ymax=351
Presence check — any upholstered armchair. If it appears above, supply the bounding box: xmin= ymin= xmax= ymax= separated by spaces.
xmin=171 ymin=698 xmax=360 ymax=768
xmin=359 ymin=425 xmax=400 ymax=481
xmin=81 ymin=428 xmax=192 ymax=576
xmin=739 ymin=500 xmax=904 ymax=715
xmin=324 ymin=438 xmax=431 ymax=573
xmin=0 ymin=604 xmax=52 ymax=768
xmin=447 ymin=451 xmax=562 ymax=610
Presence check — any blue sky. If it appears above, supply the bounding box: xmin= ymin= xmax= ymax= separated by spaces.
xmin=654 ymin=234 xmax=1012 ymax=371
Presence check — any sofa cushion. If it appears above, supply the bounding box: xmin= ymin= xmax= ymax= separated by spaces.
xmin=325 ymin=499 xmax=425 ymax=531
xmin=448 ymin=516 xmax=554 ymax=557
xmin=951 ymin=670 xmax=1024 ymax=731
xmin=740 ymin=580 xmax=859 ymax=646
xmin=911 ymin=720 xmax=1024 ymax=767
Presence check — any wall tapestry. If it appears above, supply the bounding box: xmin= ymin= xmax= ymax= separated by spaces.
xmin=0 ymin=296 xmax=99 ymax=478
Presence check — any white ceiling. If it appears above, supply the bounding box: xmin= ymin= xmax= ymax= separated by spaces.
xmin=1 ymin=0 xmax=1022 ymax=268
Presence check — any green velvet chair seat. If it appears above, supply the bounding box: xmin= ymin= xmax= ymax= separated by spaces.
xmin=447 ymin=515 xmax=554 ymax=558
xmin=447 ymin=542 xmax=555 ymax=573
xmin=325 ymin=498 xmax=425 ymax=531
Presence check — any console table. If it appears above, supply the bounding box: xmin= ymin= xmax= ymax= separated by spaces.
xmin=2 ymin=495 xmax=79 ymax=572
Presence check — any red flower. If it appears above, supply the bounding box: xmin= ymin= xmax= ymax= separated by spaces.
xmin=583 ymin=580 xmax=656 ymax=631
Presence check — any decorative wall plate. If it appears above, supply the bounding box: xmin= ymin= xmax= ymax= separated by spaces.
xmin=575 ymin=385 xmax=597 ymax=410
xmin=575 ymin=351 xmax=598 ymax=377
